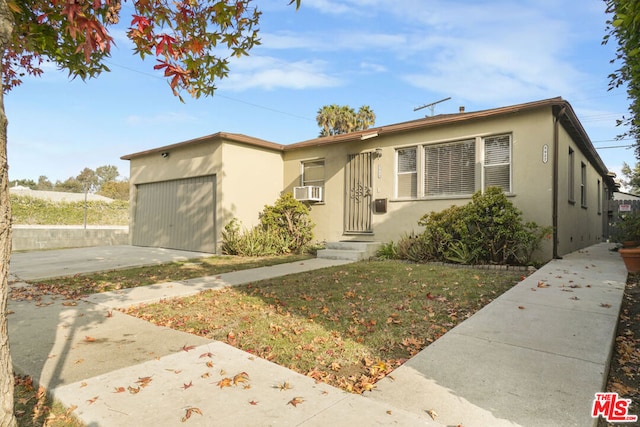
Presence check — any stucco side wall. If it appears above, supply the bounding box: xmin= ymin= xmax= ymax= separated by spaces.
xmin=219 ymin=141 xmax=284 ymax=234
xmin=284 ymin=108 xmax=561 ymax=261
xmin=555 ymin=125 xmax=605 ymax=255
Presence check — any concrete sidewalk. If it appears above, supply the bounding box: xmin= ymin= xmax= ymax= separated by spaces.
xmin=7 ymin=244 xmax=629 ymax=426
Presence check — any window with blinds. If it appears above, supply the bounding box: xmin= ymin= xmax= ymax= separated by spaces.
xmin=302 ymin=160 xmax=325 ymax=200
xmin=424 ymin=139 xmax=475 ymax=196
xmin=396 ymin=147 xmax=417 ymax=198
xmin=483 ymin=134 xmax=511 ymax=192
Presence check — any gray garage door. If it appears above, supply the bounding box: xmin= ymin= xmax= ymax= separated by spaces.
xmin=132 ymin=175 xmax=216 ymax=253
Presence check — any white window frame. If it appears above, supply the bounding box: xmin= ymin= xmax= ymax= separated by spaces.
xmin=393 ymin=134 xmax=512 ymax=200
xmin=301 ymin=159 xmax=325 ymax=201
xmin=482 ymin=134 xmax=512 ymax=193
xmin=395 ymin=147 xmax=418 ymax=199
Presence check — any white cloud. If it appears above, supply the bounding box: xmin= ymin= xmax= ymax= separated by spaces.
xmin=221 ymin=56 xmax=342 ymax=91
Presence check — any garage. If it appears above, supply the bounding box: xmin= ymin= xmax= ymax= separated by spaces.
xmin=132 ymin=175 xmax=216 ymax=253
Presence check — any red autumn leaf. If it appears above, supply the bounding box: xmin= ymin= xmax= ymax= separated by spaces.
xmin=537 ymin=281 xmax=550 ymax=288
xmin=249 ymin=400 xmax=258 ymax=405
xmin=288 ymin=397 xmax=304 ymax=407
xmin=199 ymin=352 xmax=213 ymax=359
xmin=182 ymin=380 xmax=193 ymax=390
xmin=182 ymin=344 xmax=196 ymax=352
xmin=426 ymin=292 xmax=435 ymax=300
xmin=84 ymin=336 xmax=96 ymax=342
xmin=87 ymin=396 xmax=98 ymax=404
xmin=113 ymin=387 xmax=125 ymax=393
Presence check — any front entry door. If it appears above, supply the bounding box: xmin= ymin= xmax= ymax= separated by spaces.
xmin=345 ymin=152 xmax=373 ymax=233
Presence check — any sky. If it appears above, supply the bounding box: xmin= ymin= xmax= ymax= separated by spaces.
xmin=5 ymin=0 xmax=634 ymax=187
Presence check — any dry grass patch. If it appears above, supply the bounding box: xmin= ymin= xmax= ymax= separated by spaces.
xmin=124 ymin=260 xmax=524 ymax=393
xmin=17 ymin=254 xmax=311 ymax=299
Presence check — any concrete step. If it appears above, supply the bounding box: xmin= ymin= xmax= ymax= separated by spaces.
xmin=317 ymin=241 xmax=382 ymax=261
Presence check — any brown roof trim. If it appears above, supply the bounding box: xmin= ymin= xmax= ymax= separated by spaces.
xmin=120 ymin=132 xmax=284 ymax=160
xmin=284 ymin=97 xmax=567 ymax=150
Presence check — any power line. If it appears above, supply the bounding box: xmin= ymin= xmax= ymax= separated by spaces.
xmin=104 ymin=60 xmax=315 ymax=122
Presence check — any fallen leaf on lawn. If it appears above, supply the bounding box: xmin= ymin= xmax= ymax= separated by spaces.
xmin=87 ymin=396 xmax=98 ymax=405
xmin=427 ymin=409 xmax=438 ymax=420
xmin=182 ymin=381 xmax=193 ymax=390
xmin=233 ymin=372 xmax=249 ymax=385
xmin=217 ymin=378 xmax=232 ymax=388
xmin=181 ymin=407 xmax=202 ymax=422
xmin=182 ymin=345 xmax=196 ymax=352
xmin=113 ymin=387 xmax=126 ymax=393
xmin=288 ymin=397 xmax=304 ymax=407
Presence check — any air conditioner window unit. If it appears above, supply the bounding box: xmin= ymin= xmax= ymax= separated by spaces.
xmin=293 ymin=186 xmax=323 ymax=202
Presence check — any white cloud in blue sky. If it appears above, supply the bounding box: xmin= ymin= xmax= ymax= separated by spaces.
xmin=5 ymin=0 xmax=631 ymax=183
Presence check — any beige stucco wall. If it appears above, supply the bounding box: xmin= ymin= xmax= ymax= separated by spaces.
xmin=127 ymin=137 xmax=283 ymax=252
xmin=555 ymin=126 xmax=606 ymax=255
xmin=284 ymin=106 xmax=606 ymax=261
xmin=219 ymin=141 xmax=284 ymax=233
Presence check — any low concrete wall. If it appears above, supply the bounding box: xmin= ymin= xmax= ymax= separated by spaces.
xmin=12 ymin=225 xmax=129 ymax=252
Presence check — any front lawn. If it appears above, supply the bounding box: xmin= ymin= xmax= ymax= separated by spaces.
xmin=17 ymin=254 xmax=311 ymax=299
xmin=123 ymin=260 xmax=523 ymax=393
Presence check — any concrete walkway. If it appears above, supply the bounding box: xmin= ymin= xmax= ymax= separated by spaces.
xmin=7 ymin=244 xmax=629 ymax=426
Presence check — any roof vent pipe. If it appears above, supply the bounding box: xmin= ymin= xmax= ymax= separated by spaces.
xmin=459 ymin=106 xmax=465 ymax=113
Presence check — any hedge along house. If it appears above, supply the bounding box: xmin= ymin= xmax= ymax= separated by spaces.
xmin=121 ymin=97 xmax=618 ymax=261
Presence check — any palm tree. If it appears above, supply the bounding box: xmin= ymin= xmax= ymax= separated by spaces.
xmin=356 ymin=105 xmax=376 ymax=130
xmin=316 ymin=104 xmax=376 ymax=136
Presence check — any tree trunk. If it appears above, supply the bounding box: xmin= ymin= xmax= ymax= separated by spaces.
xmin=0 ymin=0 xmax=16 ymax=424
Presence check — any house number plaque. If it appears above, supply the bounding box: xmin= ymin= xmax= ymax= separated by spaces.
xmin=542 ymin=144 xmax=548 ymax=163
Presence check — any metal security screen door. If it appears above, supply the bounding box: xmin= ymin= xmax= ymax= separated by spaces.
xmin=345 ymin=152 xmax=373 ymax=233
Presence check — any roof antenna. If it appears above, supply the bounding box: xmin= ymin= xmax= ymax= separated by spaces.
xmin=414 ymin=97 xmax=451 ymax=117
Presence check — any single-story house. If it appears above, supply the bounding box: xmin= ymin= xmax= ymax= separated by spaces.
xmin=121 ymin=97 xmax=618 ymax=261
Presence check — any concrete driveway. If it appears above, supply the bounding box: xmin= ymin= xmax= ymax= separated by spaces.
xmin=9 ymin=245 xmax=212 ymax=282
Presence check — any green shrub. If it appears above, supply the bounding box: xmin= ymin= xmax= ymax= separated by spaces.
xmin=414 ymin=187 xmax=550 ymax=265
xmin=376 ymin=241 xmax=398 ymax=259
xmin=259 ymin=192 xmax=314 ymax=253
xmin=221 ymin=193 xmax=315 ymax=256
xmin=396 ymin=232 xmax=433 ymax=262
